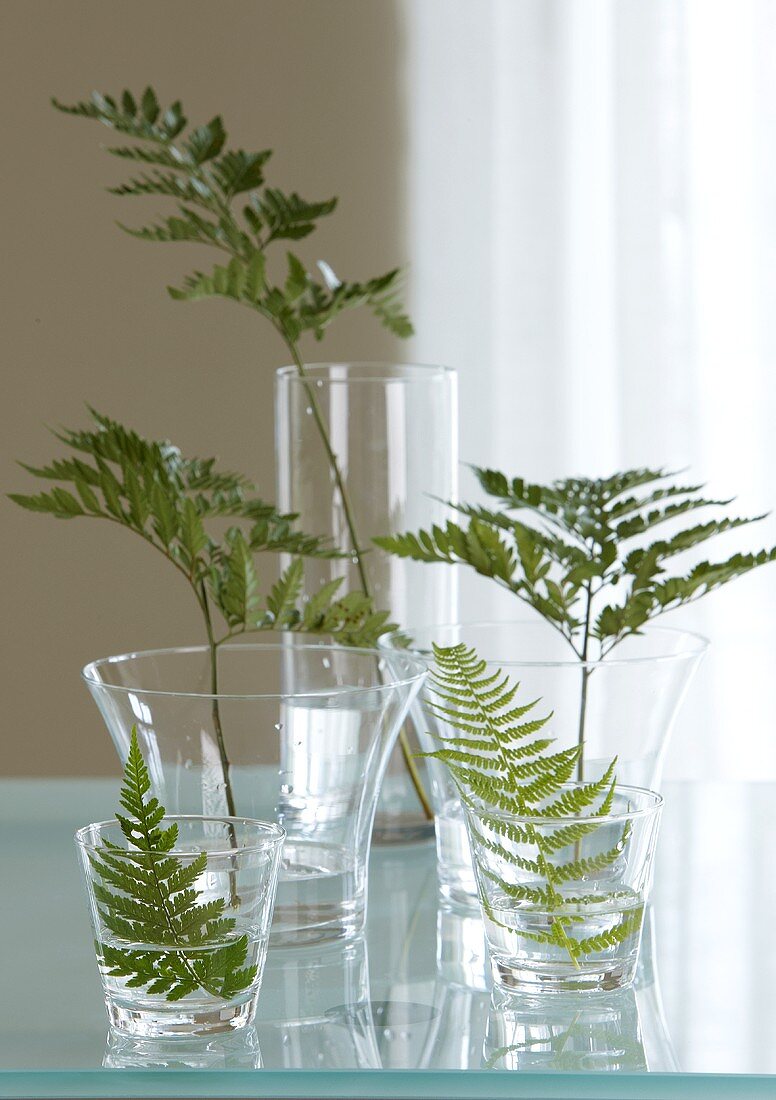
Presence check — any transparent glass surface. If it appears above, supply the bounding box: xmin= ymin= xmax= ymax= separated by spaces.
xmin=83 ymin=642 xmax=425 ymax=945
xmin=75 ymin=816 xmax=284 ymax=1038
xmin=382 ymin=622 xmax=706 ymax=906
xmin=463 ymin=788 xmax=663 ymax=993
xmin=1 ymin=779 xmax=774 ymax=1097
xmin=275 ymin=362 xmax=459 ymax=843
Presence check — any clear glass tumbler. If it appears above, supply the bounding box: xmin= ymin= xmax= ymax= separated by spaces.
xmin=276 ymin=362 xmax=458 ymax=843
xmin=76 ymin=816 xmax=284 ymax=1038
xmin=103 ymin=1026 xmax=263 ymax=1069
xmin=382 ymin=622 xmax=704 ymax=905
xmin=463 ymin=786 xmax=663 ymax=993
xmin=83 ymin=641 xmax=426 ymax=945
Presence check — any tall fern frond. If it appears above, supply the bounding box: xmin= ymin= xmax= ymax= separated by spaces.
xmin=378 ymin=467 xmax=776 ymax=659
xmin=10 ymin=408 xmax=396 ymax=648
xmin=52 ymin=87 xmax=413 ymax=342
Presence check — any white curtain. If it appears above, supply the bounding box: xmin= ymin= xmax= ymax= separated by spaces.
xmin=402 ymin=0 xmax=776 ymax=780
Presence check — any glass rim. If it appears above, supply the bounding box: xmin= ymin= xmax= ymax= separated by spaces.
xmin=275 ymin=360 xmax=455 ymax=384
xmin=464 ymin=783 xmax=664 ymax=825
xmin=82 ymin=642 xmax=427 ymax=701
xmin=379 ymin=621 xmax=709 ymax=669
xmin=75 ymin=814 xmax=286 ymax=857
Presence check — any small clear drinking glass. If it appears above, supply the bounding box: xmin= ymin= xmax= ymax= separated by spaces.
xmin=463 ymin=786 xmax=663 ymax=993
xmin=76 ymin=816 xmax=284 ymax=1038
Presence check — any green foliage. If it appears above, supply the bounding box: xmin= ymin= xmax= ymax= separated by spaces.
xmin=10 ymin=408 xmax=395 ymax=647
xmin=50 ymin=86 xmax=425 ymax=811
xmin=91 ymin=729 xmax=257 ymax=1002
xmin=425 ymin=644 xmax=638 ymax=964
xmin=52 ymin=87 xmax=413 ymax=345
xmin=378 ymin=467 xmax=776 ymax=659
xmin=168 ymin=254 xmax=412 ymax=344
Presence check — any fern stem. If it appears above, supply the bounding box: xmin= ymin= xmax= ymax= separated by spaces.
xmin=576 ymin=668 xmax=591 ymax=784
xmin=199 ymin=583 xmax=237 ymax=819
xmin=575 ymin=579 xmax=594 ymax=783
xmin=132 ymin=797 xmax=227 ymax=1000
xmin=281 ymin=336 xmax=433 ymax=822
xmin=198 ymin=582 xmax=242 ymax=906
xmin=282 ymin=340 xmax=372 ymax=596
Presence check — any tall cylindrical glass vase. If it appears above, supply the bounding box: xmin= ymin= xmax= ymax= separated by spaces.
xmin=276 ymin=363 xmax=458 ymax=843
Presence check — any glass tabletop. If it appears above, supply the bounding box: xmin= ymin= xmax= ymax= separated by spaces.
xmin=0 ymin=779 xmax=774 ymax=1098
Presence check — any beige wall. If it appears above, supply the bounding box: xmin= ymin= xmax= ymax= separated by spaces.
xmin=1 ymin=0 xmax=406 ymax=775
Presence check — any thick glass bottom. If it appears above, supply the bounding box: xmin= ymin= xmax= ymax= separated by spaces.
xmin=269 ymin=902 xmax=363 ymax=946
xmin=372 ymin=812 xmax=435 ymax=845
xmin=103 ymin=1024 xmax=262 ymax=1068
xmin=373 ymin=772 xmax=436 ymax=846
xmin=106 ymin=993 xmax=257 ymax=1038
xmin=439 ymin=880 xmax=479 ymax=909
xmin=491 ymin=955 xmax=637 ymax=994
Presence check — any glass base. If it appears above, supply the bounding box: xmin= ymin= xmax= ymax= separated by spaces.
xmin=269 ymin=912 xmax=362 ymax=947
xmin=271 ymin=840 xmax=365 ymax=944
xmin=373 ymin=769 xmax=436 ymax=846
xmin=492 ymin=957 xmax=637 ymax=994
xmin=439 ymin=881 xmax=479 ymax=909
xmin=107 ymin=994 xmax=257 ymax=1038
xmin=372 ymin=811 xmax=435 ymax=846
xmin=104 ymin=1025 xmax=262 ymax=1068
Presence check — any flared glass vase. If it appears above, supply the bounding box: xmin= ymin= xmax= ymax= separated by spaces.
xmin=83 ymin=640 xmax=425 ymax=945
xmin=276 ymin=362 xmax=458 ymax=843
xmin=383 ymin=620 xmax=706 ymax=904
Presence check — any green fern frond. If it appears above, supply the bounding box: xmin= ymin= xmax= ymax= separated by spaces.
xmin=380 ymin=466 xmax=776 ymax=660
xmin=479 ymin=871 xmax=553 ymax=908
xmin=425 ymin=644 xmax=632 ymax=966
xmin=549 ymin=825 xmax=630 ymax=884
xmin=568 ymin=906 xmax=643 ymax=956
xmin=10 ymin=409 xmax=396 ymax=649
xmin=53 ymin=87 xmax=413 ymax=345
xmin=91 ymin=728 xmax=258 ymax=1002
